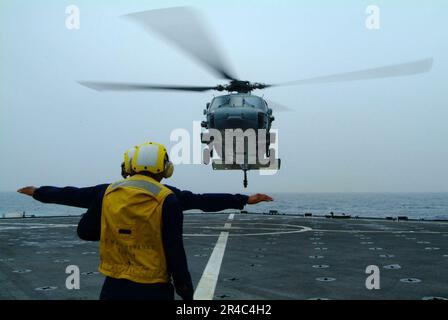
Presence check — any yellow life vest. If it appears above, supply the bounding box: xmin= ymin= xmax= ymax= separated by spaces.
xmin=99 ymin=174 xmax=173 ymax=284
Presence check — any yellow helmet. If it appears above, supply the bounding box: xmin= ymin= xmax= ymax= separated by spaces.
xmin=131 ymin=142 xmax=173 ymax=178
xmin=123 ymin=146 xmax=137 ymax=176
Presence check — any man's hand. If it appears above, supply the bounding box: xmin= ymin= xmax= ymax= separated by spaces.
xmin=247 ymin=193 xmax=273 ymax=205
xmin=17 ymin=186 xmax=37 ymax=197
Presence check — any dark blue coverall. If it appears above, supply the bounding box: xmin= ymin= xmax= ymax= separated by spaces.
xmin=32 ymin=184 xmax=248 ymax=300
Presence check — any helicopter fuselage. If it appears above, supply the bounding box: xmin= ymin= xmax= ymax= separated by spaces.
xmin=200 ymin=93 xmax=280 ymax=187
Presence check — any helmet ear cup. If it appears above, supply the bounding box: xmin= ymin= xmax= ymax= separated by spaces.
xmin=164 ymin=161 xmax=174 ymax=178
xmin=123 ymin=147 xmax=137 ymax=176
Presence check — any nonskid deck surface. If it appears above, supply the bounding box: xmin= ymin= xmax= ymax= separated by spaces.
xmin=0 ymin=213 xmax=447 ymax=300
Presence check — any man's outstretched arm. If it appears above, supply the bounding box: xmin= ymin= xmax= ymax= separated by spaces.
xmin=18 ymin=185 xmax=109 ymax=209
xmin=166 ymin=185 xmax=273 ymax=212
xmin=18 ymin=185 xmax=106 ymax=241
xmin=19 ymin=184 xmax=272 ymax=213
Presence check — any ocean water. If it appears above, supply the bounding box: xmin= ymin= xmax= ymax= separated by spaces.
xmin=1 ymin=192 xmax=447 ymax=220
xmin=0 ymin=192 xmax=85 ymax=217
xmin=250 ymin=193 xmax=448 ymax=220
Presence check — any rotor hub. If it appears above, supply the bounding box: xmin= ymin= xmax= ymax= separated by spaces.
xmin=218 ymin=80 xmax=268 ymax=93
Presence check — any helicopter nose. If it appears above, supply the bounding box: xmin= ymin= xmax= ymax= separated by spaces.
xmin=213 ymin=109 xmax=258 ymax=130
xmin=224 ymin=115 xmax=248 ymax=128
xmin=227 ymin=114 xmax=244 ymax=120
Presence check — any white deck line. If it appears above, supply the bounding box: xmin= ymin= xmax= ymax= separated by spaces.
xmin=193 ymin=214 xmax=233 ymax=300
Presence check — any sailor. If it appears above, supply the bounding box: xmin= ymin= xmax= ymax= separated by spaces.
xmin=18 ymin=142 xmax=273 ymax=300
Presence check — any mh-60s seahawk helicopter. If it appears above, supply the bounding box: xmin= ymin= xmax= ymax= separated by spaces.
xmin=79 ymin=7 xmax=433 ymax=187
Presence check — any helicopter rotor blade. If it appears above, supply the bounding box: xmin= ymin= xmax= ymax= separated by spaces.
xmin=124 ymin=7 xmax=237 ymax=81
xmin=78 ymin=81 xmax=218 ymax=92
xmin=265 ymin=99 xmax=292 ymax=112
xmin=269 ymin=58 xmax=433 ymax=87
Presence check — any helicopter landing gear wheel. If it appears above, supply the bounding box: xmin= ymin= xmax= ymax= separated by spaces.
xmin=243 ymin=169 xmax=248 ymax=188
xmin=265 ymin=133 xmax=271 ymax=157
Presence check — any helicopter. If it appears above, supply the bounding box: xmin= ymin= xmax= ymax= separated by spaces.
xmin=79 ymin=7 xmax=433 ymax=188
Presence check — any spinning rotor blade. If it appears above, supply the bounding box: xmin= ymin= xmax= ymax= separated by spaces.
xmin=265 ymin=99 xmax=292 ymax=112
xmin=269 ymin=58 xmax=433 ymax=87
xmin=78 ymin=81 xmax=217 ymax=92
xmin=124 ymin=7 xmax=237 ymax=81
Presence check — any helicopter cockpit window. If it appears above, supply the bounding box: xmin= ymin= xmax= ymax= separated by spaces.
xmin=210 ymin=96 xmax=267 ymax=110
xmin=210 ymin=96 xmax=230 ymax=109
xmin=243 ymin=97 xmax=267 ymax=111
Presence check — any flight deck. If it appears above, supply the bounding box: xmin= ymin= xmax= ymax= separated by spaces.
xmin=0 ymin=213 xmax=447 ymax=300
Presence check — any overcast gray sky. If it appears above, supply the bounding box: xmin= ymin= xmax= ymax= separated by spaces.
xmin=1 ymin=0 xmax=447 ymax=193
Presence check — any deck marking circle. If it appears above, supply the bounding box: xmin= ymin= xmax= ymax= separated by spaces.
xmin=35 ymin=251 xmax=51 ymax=255
xmin=13 ymin=269 xmax=32 ymax=273
xmin=0 ymin=258 xmax=14 ymax=262
xmin=34 ymin=286 xmax=57 ymax=291
xmin=81 ymin=271 xmax=99 ymax=275
xmin=383 ymin=264 xmax=401 ymax=270
xmin=184 ymin=222 xmax=311 ymax=237
xmin=248 ymin=263 xmax=262 ymax=267
xmin=224 ymin=277 xmax=239 ymax=282
xmin=400 ymin=278 xmax=421 ymax=283
xmin=316 ymin=277 xmax=336 ymax=282
xmin=53 ymin=259 xmax=70 ymax=263
xmin=312 ymin=264 xmax=330 ymax=269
